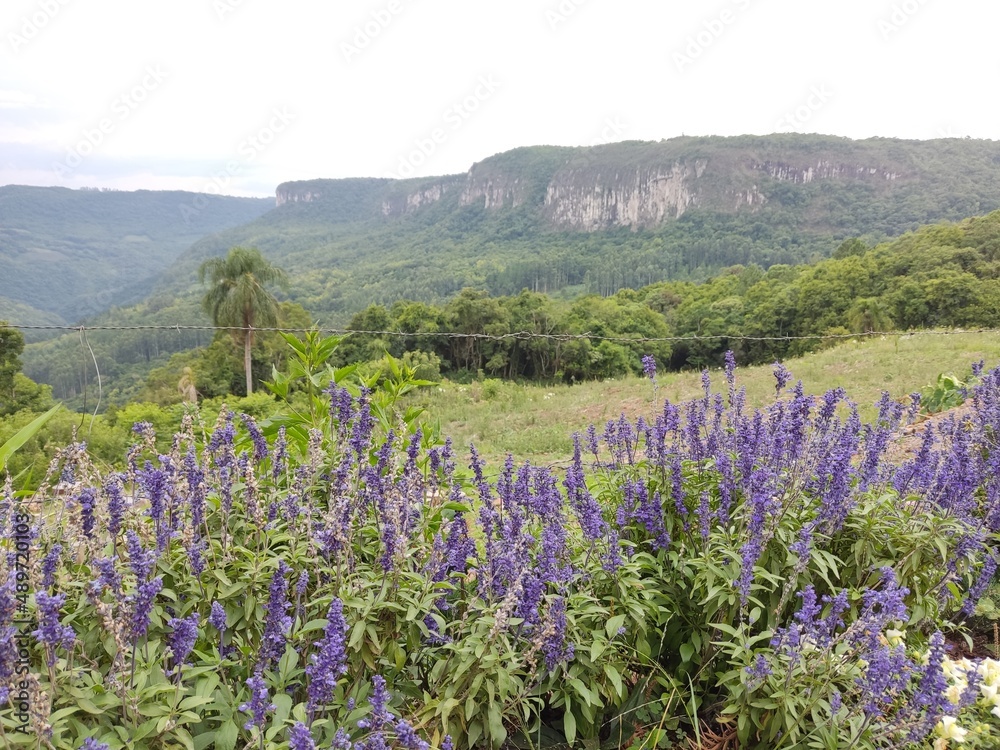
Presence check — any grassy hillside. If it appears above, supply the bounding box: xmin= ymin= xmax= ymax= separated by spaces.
xmin=0 ymin=186 xmax=272 ymax=322
xmin=416 ymin=331 xmax=1000 ymax=465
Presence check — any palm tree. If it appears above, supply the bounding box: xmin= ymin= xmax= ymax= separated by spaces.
xmin=846 ymin=297 xmax=894 ymax=335
xmin=198 ymin=247 xmax=287 ymax=395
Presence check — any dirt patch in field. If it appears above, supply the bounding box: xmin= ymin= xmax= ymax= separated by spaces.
xmin=886 ymin=403 xmax=976 ymax=464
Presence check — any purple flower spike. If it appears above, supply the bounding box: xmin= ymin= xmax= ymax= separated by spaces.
xmin=33 ymin=592 xmax=75 ymax=666
xmin=289 ymin=722 xmax=317 ymax=750
xmin=773 ymin=362 xmax=791 ymax=395
xmin=239 ymin=672 xmax=276 ymax=733
xmin=306 ymin=598 xmax=349 ymax=716
xmin=167 ymin=613 xmax=200 ymax=676
xmin=209 ymin=601 xmax=227 ymax=633
xmin=241 ymin=413 xmax=269 ymax=463
xmin=641 ymin=355 xmax=657 ymax=380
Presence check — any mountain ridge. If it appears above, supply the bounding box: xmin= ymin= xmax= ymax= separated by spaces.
xmin=0 ymin=185 xmax=273 ymax=323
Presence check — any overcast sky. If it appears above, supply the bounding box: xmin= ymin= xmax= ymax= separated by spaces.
xmin=1 ymin=0 xmax=997 ymax=198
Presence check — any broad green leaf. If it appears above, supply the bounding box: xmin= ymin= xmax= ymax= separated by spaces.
xmin=0 ymin=403 xmax=60 ymax=472
xmin=215 ymin=720 xmax=239 ymax=750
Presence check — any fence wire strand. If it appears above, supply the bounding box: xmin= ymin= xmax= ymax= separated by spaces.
xmin=3 ymin=322 xmax=1000 ymax=344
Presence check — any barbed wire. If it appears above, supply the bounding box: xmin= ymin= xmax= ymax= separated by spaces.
xmin=4 ymin=322 xmax=1000 ymax=344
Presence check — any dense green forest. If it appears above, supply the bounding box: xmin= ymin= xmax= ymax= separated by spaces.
xmin=0 ymin=186 xmax=271 ymax=323
xmin=17 ymin=206 xmax=1000 ymax=410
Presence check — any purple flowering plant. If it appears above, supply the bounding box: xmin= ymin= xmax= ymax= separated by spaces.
xmin=6 ymin=335 xmax=1000 ymax=750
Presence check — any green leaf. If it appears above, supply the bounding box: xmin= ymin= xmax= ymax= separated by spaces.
xmin=679 ymin=643 xmax=695 ymax=663
xmin=75 ymin=698 xmax=104 ymax=715
xmin=564 ymin=703 xmax=577 ymax=746
xmin=467 ymin=720 xmax=483 ymax=749
xmin=179 ymin=695 xmax=214 ymax=711
xmin=603 ymin=664 xmax=623 ymax=697
xmin=488 ymin=702 xmax=507 ymax=747
xmin=605 ymin=614 xmax=626 ymax=638
xmin=0 ymin=403 xmax=60 ymax=472
xmin=215 ymin=720 xmax=239 ymax=750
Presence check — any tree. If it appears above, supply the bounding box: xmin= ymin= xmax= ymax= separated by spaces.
xmin=0 ymin=323 xmax=26 ymax=415
xmin=198 ymin=247 xmax=287 ymax=395
xmin=846 ymin=297 xmax=894 ymax=334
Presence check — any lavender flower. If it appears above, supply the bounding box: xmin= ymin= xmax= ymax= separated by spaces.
xmin=0 ymin=573 xmax=17 ymax=690
xmin=541 ymin=597 xmax=574 ymax=671
xmin=641 ymin=355 xmax=656 ymax=379
xmin=167 ymin=613 xmax=200 ymax=676
xmin=332 ymin=728 xmax=353 ymax=750
xmin=289 ymin=722 xmax=317 ymax=750
xmin=296 ymin=570 xmax=309 ymax=598
xmin=103 ymin=474 xmax=126 ymax=539
xmin=911 ymin=631 xmax=950 ymax=718
xmin=357 ymin=675 xmax=394 ymax=750
xmin=773 ymin=362 xmax=791 ymax=395
xmin=239 ymin=672 xmax=276 ymax=733
xmin=77 ymin=487 xmax=97 ymax=540
xmin=241 ymin=413 xmax=269 ymax=463
xmin=259 ymin=561 xmax=292 ymax=667
xmin=349 ymin=389 xmax=375 ymax=457
xmin=306 ymin=598 xmax=349 ymax=716
xmin=90 ymin=557 xmax=122 ymax=597
xmin=127 ymin=576 xmax=163 ymax=643
xmin=962 ymin=552 xmax=998 ymax=617
xmin=32 ymin=591 xmax=75 ymax=666
xmin=394 ymin=719 xmax=429 ymax=750
xmin=138 ymin=464 xmax=169 ymax=550
xmin=209 ymin=601 xmax=227 ymax=632
xmin=272 ymin=426 xmax=287 ymax=482
xmin=41 ymin=544 xmax=62 ymax=590
xmin=125 ymin=530 xmax=156 ymax=581
xmin=744 ymin=654 xmax=772 ymax=689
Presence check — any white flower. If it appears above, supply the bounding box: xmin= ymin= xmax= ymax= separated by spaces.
xmin=936 ymin=716 xmax=968 ymax=743
xmin=945 ymin=681 xmax=966 ymax=706
xmin=886 ymin=628 xmax=906 ymax=647
xmin=980 ymin=682 xmax=998 ymax=703
xmin=978 ymin=659 xmax=1000 ymax=687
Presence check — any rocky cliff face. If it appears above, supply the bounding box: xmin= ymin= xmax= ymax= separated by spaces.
xmin=542 ymin=162 xmax=704 ymax=229
xmin=275 ymin=187 xmax=321 ymax=206
xmin=276 ymin=136 xmax=1000 ymax=232
xmin=751 ymin=160 xmax=901 ymax=183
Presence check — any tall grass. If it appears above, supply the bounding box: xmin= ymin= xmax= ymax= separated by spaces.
xmin=412 ymin=332 xmax=1000 ymax=464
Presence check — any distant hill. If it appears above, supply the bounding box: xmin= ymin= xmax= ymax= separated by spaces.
xmin=154 ymin=134 xmax=1000 ymax=316
xmin=16 ymin=133 xmax=1000 ymax=404
xmin=0 ymin=186 xmax=272 ymax=322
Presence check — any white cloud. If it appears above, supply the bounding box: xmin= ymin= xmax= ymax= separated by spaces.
xmin=0 ymin=0 xmax=998 ymax=195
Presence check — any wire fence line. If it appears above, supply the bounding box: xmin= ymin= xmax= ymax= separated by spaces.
xmin=3 ymin=322 xmax=1000 ymax=344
